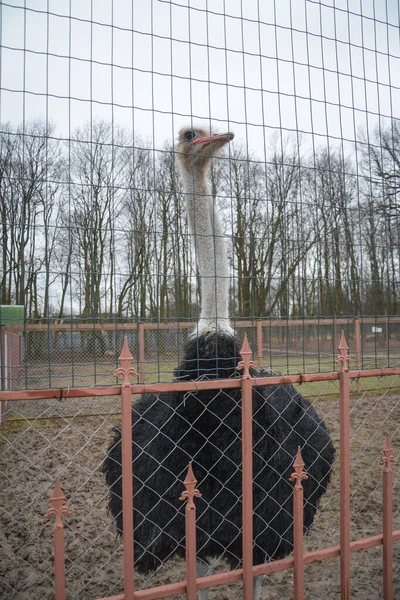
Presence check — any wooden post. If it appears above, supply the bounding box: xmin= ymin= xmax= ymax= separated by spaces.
xmin=238 ymin=334 xmax=255 ymax=599
xmin=138 ymin=323 xmax=145 ymax=383
xmin=256 ymin=321 xmax=263 ymax=366
xmin=337 ymin=331 xmax=351 ymax=600
xmin=1 ymin=325 xmax=6 ymax=428
xmin=386 ymin=313 xmax=390 ymax=364
xmin=44 ymin=479 xmax=71 ymax=600
xmin=354 ymin=318 xmax=361 ymax=394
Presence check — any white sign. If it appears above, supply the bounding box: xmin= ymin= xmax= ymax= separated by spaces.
xmin=372 ymin=327 xmax=383 ymax=333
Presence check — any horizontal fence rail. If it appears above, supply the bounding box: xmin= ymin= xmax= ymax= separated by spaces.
xmin=5 ymin=316 xmax=400 ymax=334
xmin=3 ymin=366 xmax=400 ymax=402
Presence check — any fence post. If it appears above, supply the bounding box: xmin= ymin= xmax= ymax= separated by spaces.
xmin=381 ymin=432 xmax=395 ymax=600
xmin=44 ymin=478 xmax=71 ymax=600
xmin=237 ymin=334 xmax=255 ymax=600
xmin=354 ymin=318 xmax=361 ymax=394
xmin=179 ymin=462 xmax=202 ymax=600
xmin=138 ymin=323 xmax=145 ymax=383
xmin=337 ymin=331 xmax=351 ymax=600
xmin=1 ymin=325 xmax=6 ymax=428
xmin=256 ymin=321 xmax=263 ymax=366
xmin=115 ymin=336 xmax=138 ymax=600
xmin=386 ymin=313 xmax=390 ymax=363
xmin=289 ymin=446 xmax=307 ymax=600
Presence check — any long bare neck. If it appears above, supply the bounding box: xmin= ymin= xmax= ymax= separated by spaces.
xmin=180 ymin=166 xmax=232 ymax=335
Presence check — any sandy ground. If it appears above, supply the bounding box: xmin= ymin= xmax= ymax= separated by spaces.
xmin=1 ymin=390 xmax=400 ymax=600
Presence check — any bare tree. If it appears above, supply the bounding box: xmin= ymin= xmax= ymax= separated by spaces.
xmin=307 ymin=148 xmax=360 ymax=316
xmin=0 ymin=121 xmax=62 ymax=318
xmin=3 ymin=118 xmax=398 ymax=326
xmin=0 ymin=125 xmax=16 ymax=305
xmin=360 ymin=121 xmax=400 ymax=314
xmin=219 ymin=140 xmax=315 ymax=317
xmin=155 ymin=145 xmax=195 ymax=319
xmin=117 ymin=141 xmax=154 ymax=319
xmin=69 ymin=120 xmax=130 ymax=320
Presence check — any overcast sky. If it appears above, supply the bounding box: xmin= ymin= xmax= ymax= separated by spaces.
xmin=1 ymin=0 xmax=399 ymax=159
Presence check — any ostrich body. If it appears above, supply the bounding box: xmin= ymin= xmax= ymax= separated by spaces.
xmin=103 ymin=126 xmax=335 ymax=599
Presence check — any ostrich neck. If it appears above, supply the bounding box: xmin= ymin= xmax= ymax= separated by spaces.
xmin=181 ymin=167 xmax=232 ymax=335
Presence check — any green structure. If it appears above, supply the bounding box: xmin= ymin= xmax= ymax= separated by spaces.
xmin=0 ymin=305 xmax=25 ymax=328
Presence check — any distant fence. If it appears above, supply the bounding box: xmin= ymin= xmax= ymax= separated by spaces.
xmin=0 ymin=326 xmax=20 ymax=426
xmin=1 ymin=333 xmax=399 ymax=599
xmin=2 ymin=317 xmax=400 ymax=392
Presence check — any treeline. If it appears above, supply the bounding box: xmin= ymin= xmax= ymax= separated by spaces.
xmin=1 ymin=119 xmax=399 ymax=321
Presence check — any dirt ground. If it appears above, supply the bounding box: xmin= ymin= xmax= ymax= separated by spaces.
xmin=1 ymin=390 xmax=399 ymax=600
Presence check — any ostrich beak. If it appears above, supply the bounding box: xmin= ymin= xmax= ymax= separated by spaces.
xmin=193 ymin=132 xmax=234 ymax=146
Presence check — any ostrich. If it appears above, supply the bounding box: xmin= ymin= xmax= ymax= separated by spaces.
xmin=103 ymin=125 xmax=335 ymax=599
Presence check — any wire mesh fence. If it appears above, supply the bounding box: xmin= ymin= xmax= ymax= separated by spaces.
xmin=1 ymin=0 xmax=400 ymax=598
xmin=1 ymin=0 xmax=400 ymax=359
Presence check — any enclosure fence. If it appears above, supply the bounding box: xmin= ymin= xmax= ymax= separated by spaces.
xmin=1 ymin=332 xmax=399 ymax=600
xmin=1 ymin=0 xmax=400 ymax=598
xmin=3 ymin=316 xmax=400 ymax=395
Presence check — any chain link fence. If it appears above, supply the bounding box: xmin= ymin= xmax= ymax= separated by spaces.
xmin=1 ymin=371 xmax=399 ymax=599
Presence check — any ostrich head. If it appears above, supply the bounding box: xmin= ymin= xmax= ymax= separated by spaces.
xmin=176 ymin=126 xmax=234 ymax=174
xmin=176 ymin=125 xmax=235 ymax=337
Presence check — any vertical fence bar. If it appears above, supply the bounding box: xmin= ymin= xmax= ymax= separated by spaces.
xmin=115 ymin=337 xmax=138 ymax=600
xmin=337 ymin=331 xmax=351 ymax=600
xmin=180 ymin=462 xmax=202 ymax=600
xmin=44 ymin=478 xmax=71 ymax=600
xmin=289 ymin=447 xmax=307 ymax=600
xmin=381 ymin=432 xmax=395 ymax=600
xmin=354 ymin=318 xmax=361 ymax=394
xmin=238 ymin=334 xmax=255 ymax=600
xmin=138 ymin=323 xmax=145 ymax=383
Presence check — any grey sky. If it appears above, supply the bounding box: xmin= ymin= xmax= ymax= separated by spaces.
xmin=1 ymin=0 xmax=399 ymax=158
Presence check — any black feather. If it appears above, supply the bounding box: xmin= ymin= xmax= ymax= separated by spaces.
xmin=103 ymin=332 xmax=335 ymax=572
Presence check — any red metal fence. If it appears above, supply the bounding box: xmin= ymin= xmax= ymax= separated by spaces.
xmin=2 ymin=331 xmax=399 ymax=599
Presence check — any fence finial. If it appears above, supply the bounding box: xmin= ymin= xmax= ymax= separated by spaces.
xmin=381 ymin=432 xmax=395 ymax=471
xmin=179 ymin=462 xmax=201 ymax=599
xmin=44 ymin=478 xmax=71 ymax=528
xmin=337 ymin=330 xmax=351 ymax=371
xmin=44 ymin=479 xmax=71 ymax=600
xmin=289 ymin=446 xmax=307 ymax=600
xmin=289 ymin=446 xmax=308 ymax=489
xmin=115 ymin=336 xmax=138 ymax=387
xmin=237 ymin=333 xmax=255 ymax=379
xmin=180 ymin=462 xmax=202 ymax=509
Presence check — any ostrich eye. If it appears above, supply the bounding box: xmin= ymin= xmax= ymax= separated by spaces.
xmin=184 ymin=130 xmax=197 ymax=141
